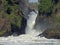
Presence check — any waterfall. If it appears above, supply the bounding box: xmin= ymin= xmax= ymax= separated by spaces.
xmin=26 ymin=11 xmax=39 ymax=36
xmin=0 ymin=11 xmax=59 ymax=45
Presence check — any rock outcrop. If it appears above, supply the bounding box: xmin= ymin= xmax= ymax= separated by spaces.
xmin=38 ymin=27 xmax=60 ymax=39
xmin=0 ymin=18 xmax=11 ymax=36
xmin=0 ymin=0 xmax=28 ymax=36
xmin=36 ymin=0 xmax=60 ymax=39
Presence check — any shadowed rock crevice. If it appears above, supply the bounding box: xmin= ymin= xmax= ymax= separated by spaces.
xmin=6 ymin=0 xmax=13 ymax=6
xmin=53 ymin=0 xmax=59 ymax=4
xmin=11 ymin=17 xmax=27 ymax=36
xmin=6 ymin=7 xmax=11 ymax=14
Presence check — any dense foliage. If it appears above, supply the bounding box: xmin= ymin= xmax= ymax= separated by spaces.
xmin=38 ymin=0 xmax=54 ymax=15
xmin=2 ymin=0 xmax=22 ymax=27
xmin=0 ymin=0 xmax=27 ymax=36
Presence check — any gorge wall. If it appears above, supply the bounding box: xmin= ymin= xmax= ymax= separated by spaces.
xmin=37 ymin=0 xmax=60 ymax=39
xmin=0 ymin=0 xmax=28 ymax=36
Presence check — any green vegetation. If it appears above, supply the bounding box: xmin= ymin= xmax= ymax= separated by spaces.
xmin=2 ymin=0 xmax=22 ymax=27
xmin=38 ymin=0 xmax=53 ymax=14
xmin=0 ymin=30 xmax=7 ymax=36
xmin=55 ymin=1 xmax=60 ymax=25
xmin=0 ymin=0 xmax=26 ymax=36
xmin=56 ymin=12 xmax=60 ymax=25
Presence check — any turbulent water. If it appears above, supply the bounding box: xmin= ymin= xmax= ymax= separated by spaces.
xmin=0 ymin=11 xmax=60 ymax=45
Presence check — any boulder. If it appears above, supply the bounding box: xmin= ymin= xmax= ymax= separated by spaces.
xmin=38 ymin=27 xmax=60 ymax=39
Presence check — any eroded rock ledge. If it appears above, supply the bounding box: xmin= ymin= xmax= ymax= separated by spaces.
xmin=38 ymin=26 xmax=60 ymax=39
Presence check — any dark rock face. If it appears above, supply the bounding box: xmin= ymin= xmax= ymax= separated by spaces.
xmin=11 ymin=17 xmax=27 ymax=35
xmin=53 ymin=0 xmax=59 ymax=4
xmin=20 ymin=17 xmax=27 ymax=34
xmin=6 ymin=7 xmax=11 ymax=14
xmin=38 ymin=27 xmax=60 ymax=39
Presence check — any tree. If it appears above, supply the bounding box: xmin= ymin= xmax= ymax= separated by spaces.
xmin=38 ymin=0 xmax=54 ymax=16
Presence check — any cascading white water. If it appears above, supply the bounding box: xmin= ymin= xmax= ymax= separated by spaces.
xmin=26 ymin=11 xmax=40 ymax=36
xmin=0 ymin=11 xmax=60 ymax=45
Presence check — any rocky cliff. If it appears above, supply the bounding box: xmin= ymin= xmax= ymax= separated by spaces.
xmin=0 ymin=0 xmax=28 ymax=36
xmin=37 ymin=0 xmax=60 ymax=39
